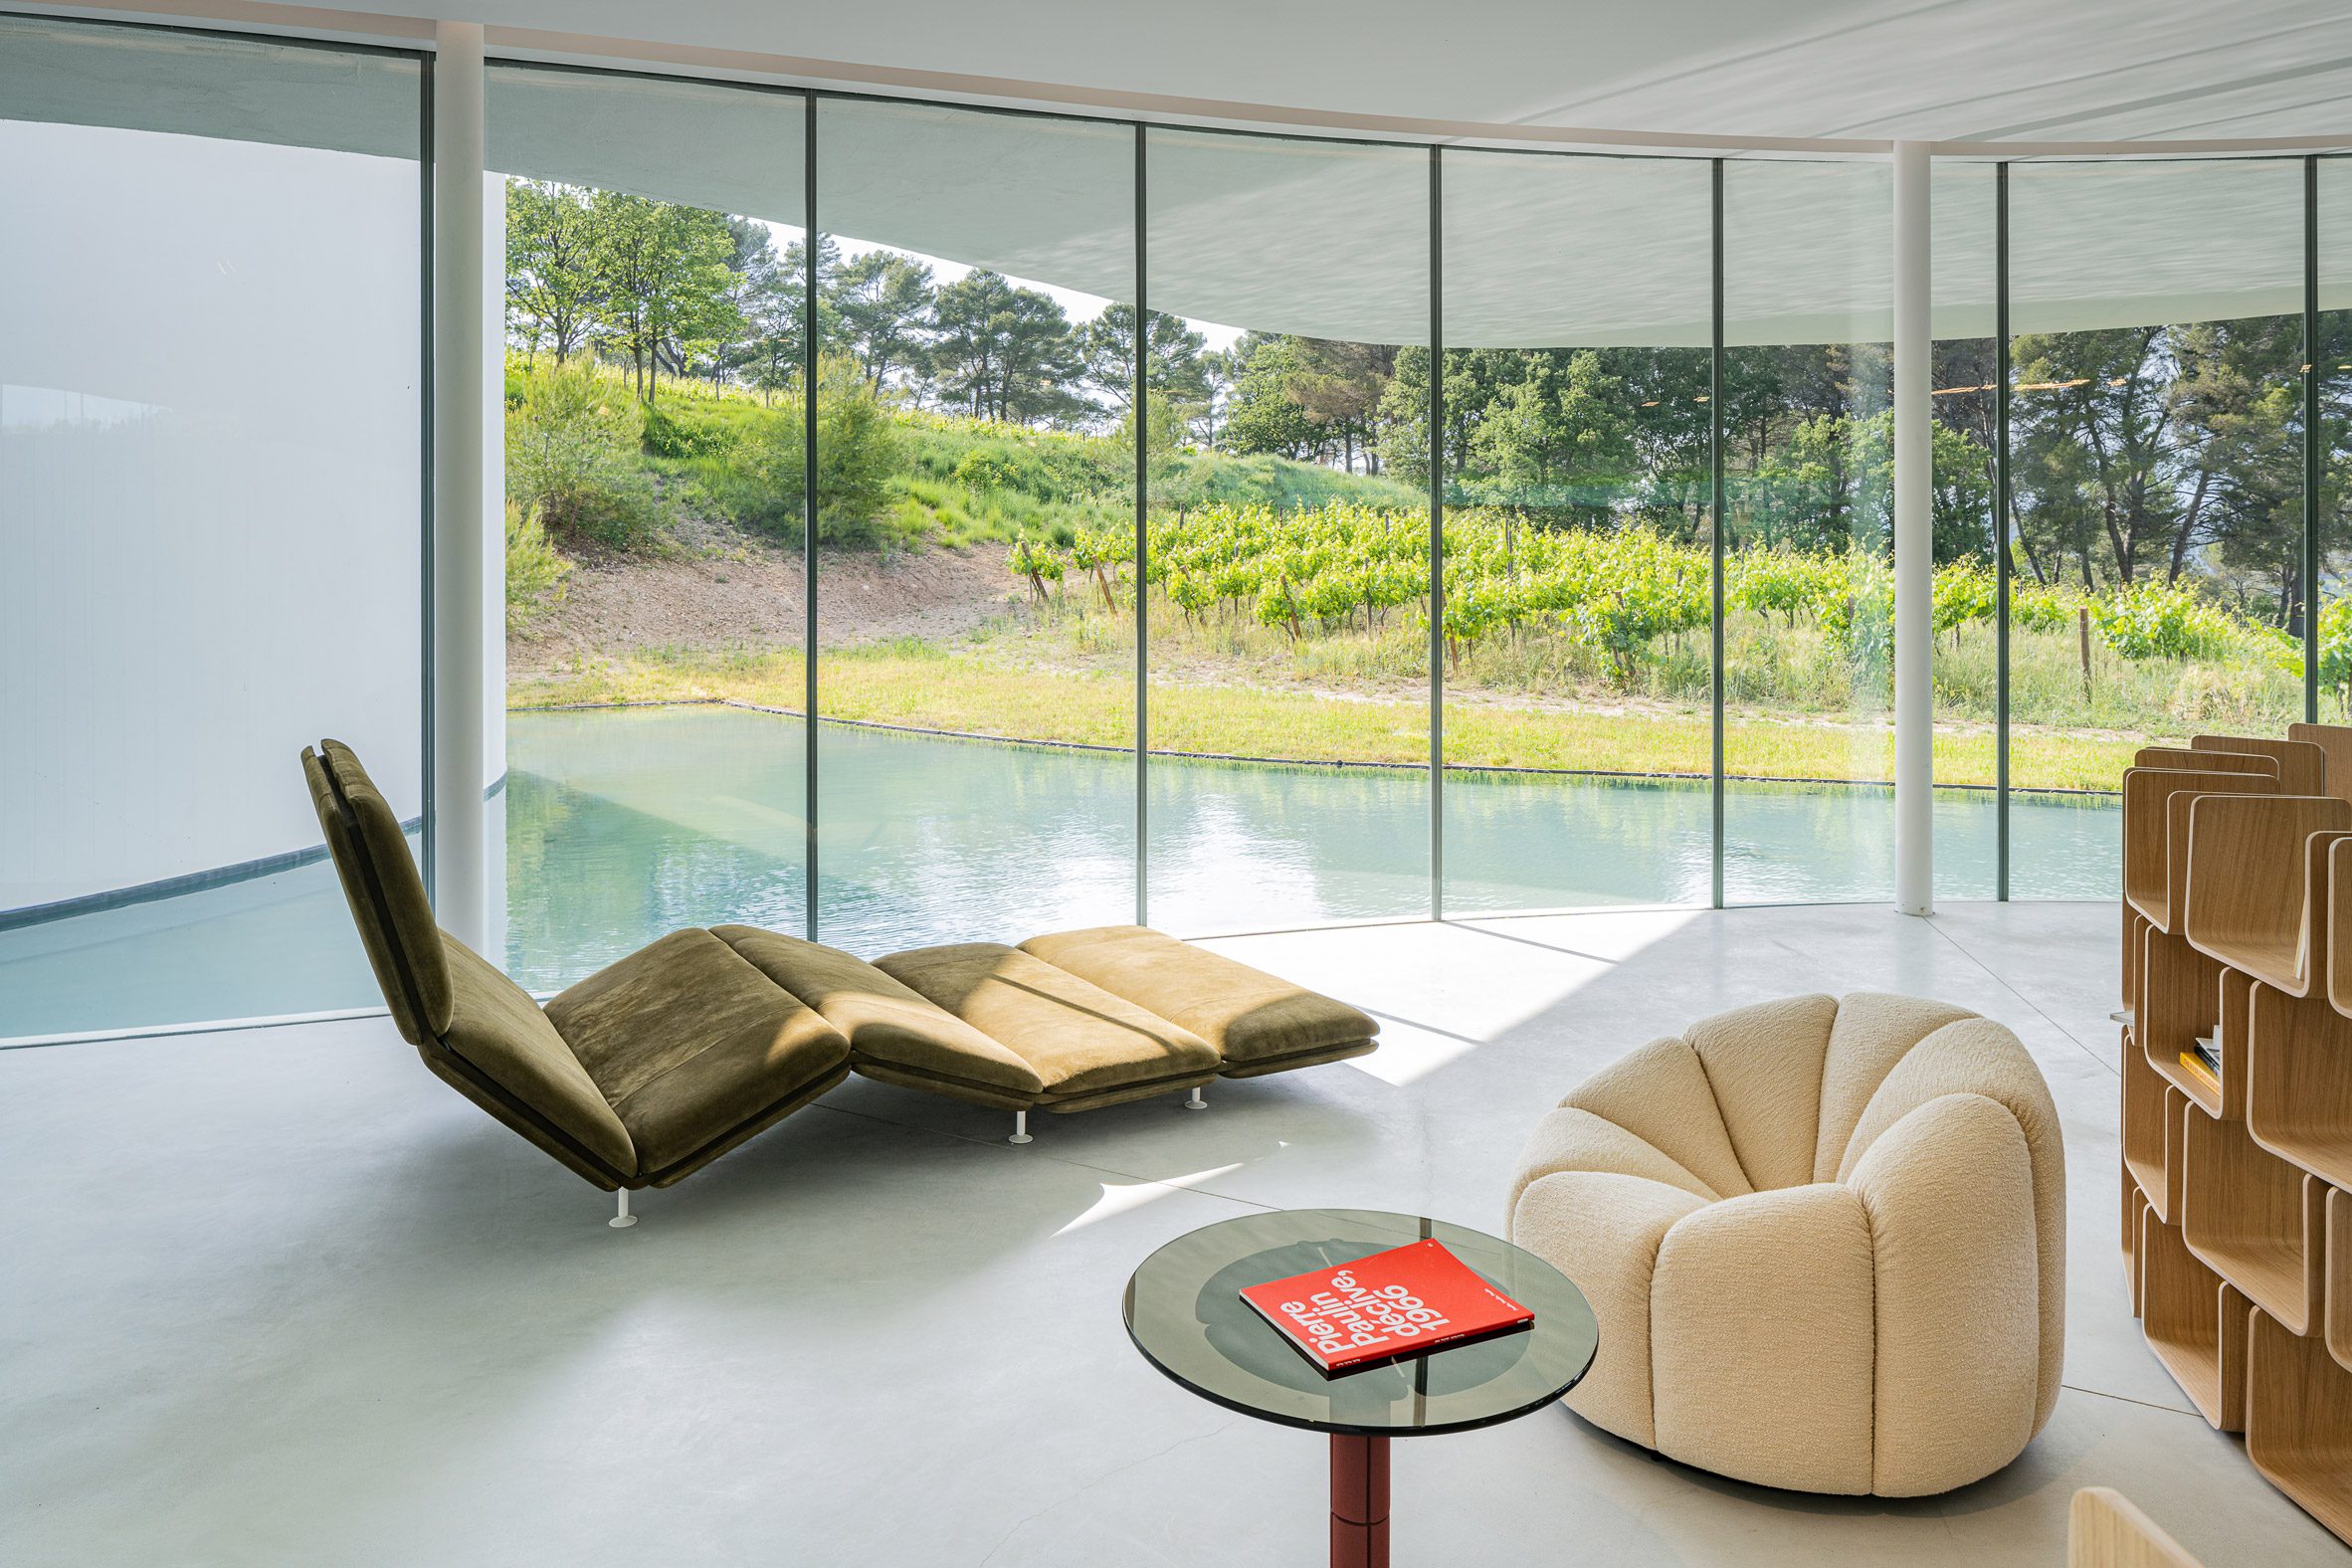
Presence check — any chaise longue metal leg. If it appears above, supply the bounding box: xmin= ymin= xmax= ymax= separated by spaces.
xmin=1009 ymin=1110 xmax=1034 ymax=1145
xmin=1186 ymin=1084 xmax=1208 ymax=1110
xmin=609 ymin=1187 xmax=638 ymax=1229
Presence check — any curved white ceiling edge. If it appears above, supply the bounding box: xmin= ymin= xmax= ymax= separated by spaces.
xmin=13 ymin=3 xmax=2352 ymax=345
xmin=31 ymin=0 xmax=2352 ymax=156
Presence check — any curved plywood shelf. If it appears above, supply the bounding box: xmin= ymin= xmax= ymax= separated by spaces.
xmin=2125 ymin=1035 xmax=2186 ymax=1225
xmin=2246 ymin=985 xmax=2352 ymax=1194
xmin=2246 ymin=1307 xmax=2352 ymax=1542
xmin=2121 ymin=724 xmax=2352 ymax=1550
xmin=2068 ymin=1486 xmax=2207 ymax=1568
xmin=2122 ymin=768 xmax=2280 ymax=931
xmin=2288 ymin=722 xmax=2352 ymax=805
xmin=2330 ymin=838 xmax=2352 ymax=1022
xmin=2139 ymin=1210 xmax=2250 ymax=1431
xmin=2180 ymin=1104 xmax=2325 ymax=1334
xmin=2193 ymin=733 xmax=2328 ymax=796
xmin=2125 ymin=1166 xmax=2150 ymax=1317
xmin=2329 ymin=1188 xmax=2352 ymax=1375
xmin=2136 ymin=925 xmax=2226 ymax=1113
xmin=2181 ymin=793 xmax=2352 ymax=996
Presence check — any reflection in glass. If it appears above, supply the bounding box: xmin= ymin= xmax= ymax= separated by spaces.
xmin=1143 ymin=129 xmax=1431 ymax=933
xmin=1930 ymin=160 xmax=2002 ymax=899
xmin=489 ymin=65 xmax=810 ymax=980
xmin=817 ymin=98 xmax=1137 ymax=948
xmin=1720 ymin=159 xmax=1895 ymax=903
xmin=1437 ymin=149 xmax=1714 ymax=911
xmin=2006 ymin=158 xmax=2305 ymax=897
xmin=0 ymin=19 xmax=422 ymax=1036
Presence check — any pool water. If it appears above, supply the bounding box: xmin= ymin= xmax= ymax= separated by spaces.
xmin=0 ymin=704 xmax=2119 ymax=1038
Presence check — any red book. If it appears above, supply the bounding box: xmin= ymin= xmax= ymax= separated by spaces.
xmin=1238 ymin=1238 xmax=1534 ymax=1375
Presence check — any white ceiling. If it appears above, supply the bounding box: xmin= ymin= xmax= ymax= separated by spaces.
xmin=294 ymin=0 xmax=2352 ymax=145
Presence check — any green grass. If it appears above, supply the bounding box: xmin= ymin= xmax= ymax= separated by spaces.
xmin=510 ymin=639 xmax=2146 ymax=791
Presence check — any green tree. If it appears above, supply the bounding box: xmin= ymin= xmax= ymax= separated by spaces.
xmin=504 ymin=180 xmax=601 ymax=364
xmin=1466 ymin=349 xmax=1637 ymax=525
xmin=585 ymin=192 xmax=742 ymax=402
xmin=1078 ymin=304 xmax=1211 ymax=417
xmin=828 ymin=249 xmax=935 ymax=393
xmin=928 ymin=270 xmax=1085 ymax=425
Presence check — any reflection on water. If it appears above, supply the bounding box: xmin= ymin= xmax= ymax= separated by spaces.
xmin=0 ymin=701 xmax=2121 ymax=1035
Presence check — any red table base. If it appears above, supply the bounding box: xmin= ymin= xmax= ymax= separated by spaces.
xmin=1329 ymin=1434 xmax=1391 ymax=1567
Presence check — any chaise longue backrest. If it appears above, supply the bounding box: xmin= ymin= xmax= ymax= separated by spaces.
xmin=301 ymin=739 xmax=637 ymax=1185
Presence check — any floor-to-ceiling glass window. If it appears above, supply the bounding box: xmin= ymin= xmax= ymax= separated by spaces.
xmin=0 ymin=18 xmax=423 ymax=1037
xmin=487 ymin=67 xmax=809 ymax=988
xmin=1436 ymin=150 xmax=1714 ymax=911
xmin=2320 ymin=157 xmax=2352 ymax=727
xmin=2006 ymin=158 xmax=2306 ymax=898
xmin=813 ymin=98 xmax=1136 ymax=951
xmin=1719 ymin=158 xmax=1896 ymax=902
xmin=1930 ymin=160 xmax=2003 ymax=897
xmin=1141 ymin=130 xmax=1431 ymax=933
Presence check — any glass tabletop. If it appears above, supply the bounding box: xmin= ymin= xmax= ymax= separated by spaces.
xmin=1121 ymin=1208 xmax=1598 ymax=1437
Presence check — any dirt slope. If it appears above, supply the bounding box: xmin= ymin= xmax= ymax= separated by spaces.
xmin=509 ymin=520 xmax=1019 ymax=675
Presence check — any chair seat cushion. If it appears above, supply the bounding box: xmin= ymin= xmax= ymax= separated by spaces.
xmin=545 ymin=929 xmax=851 ymax=1178
xmin=876 ymin=942 xmax=1221 ymax=1104
xmin=1017 ymin=925 xmax=1378 ymax=1072
xmin=712 ymin=925 xmax=1048 ymax=1097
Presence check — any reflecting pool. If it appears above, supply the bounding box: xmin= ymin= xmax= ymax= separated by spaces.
xmin=0 ymin=702 xmax=2121 ymax=1037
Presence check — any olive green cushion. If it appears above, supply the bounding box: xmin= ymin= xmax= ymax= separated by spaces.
xmin=546 ymin=929 xmax=852 ymax=1177
xmin=711 ymin=925 xmax=1045 ymax=1096
xmin=875 ymin=942 xmax=1221 ymax=1101
xmin=440 ymin=935 xmax=635 ymax=1176
xmin=1017 ymin=925 xmax=1379 ymax=1071
xmin=301 ymin=740 xmax=452 ymax=1043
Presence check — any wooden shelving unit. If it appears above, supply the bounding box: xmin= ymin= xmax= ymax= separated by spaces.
xmin=2121 ymin=727 xmax=2352 ymax=1545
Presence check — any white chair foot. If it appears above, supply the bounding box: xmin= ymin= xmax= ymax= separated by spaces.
xmin=1185 ymin=1085 xmax=1208 ymax=1111
xmin=608 ymin=1188 xmax=638 ymax=1229
xmin=1009 ymin=1110 xmax=1034 ymax=1145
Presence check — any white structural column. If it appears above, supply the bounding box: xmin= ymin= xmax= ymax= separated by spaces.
xmin=431 ymin=22 xmax=489 ymax=948
xmin=1891 ymin=140 xmax=1933 ymax=916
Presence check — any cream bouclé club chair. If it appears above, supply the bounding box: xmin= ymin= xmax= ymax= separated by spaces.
xmin=1507 ymin=993 xmax=2065 ymax=1495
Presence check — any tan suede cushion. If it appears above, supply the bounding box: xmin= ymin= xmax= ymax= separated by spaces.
xmin=876 ymin=942 xmax=1220 ymax=1099
xmin=711 ymin=925 xmax=1045 ymax=1096
xmin=302 ymin=740 xmax=452 ymax=1042
xmin=438 ymin=936 xmax=635 ymax=1176
xmin=545 ymin=929 xmax=850 ymax=1177
xmin=1017 ymin=925 xmax=1378 ymax=1068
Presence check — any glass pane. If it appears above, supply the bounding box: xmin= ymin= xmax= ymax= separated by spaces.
xmin=488 ymin=65 xmax=808 ymax=987
xmin=1930 ymin=160 xmax=2001 ymax=899
xmin=1437 ymin=149 xmax=1714 ymax=912
xmin=2320 ymin=158 xmax=2351 ymax=727
xmin=1720 ymin=159 xmax=1896 ymax=903
xmin=2006 ymin=158 xmax=2306 ymax=898
xmin=815 ymin=98 xmax=1136 ymax=951
xmin=0 ymin=19 xmax=421 ymax=1038
xmin=1142 ymin=129 xmax=1430 ymax=933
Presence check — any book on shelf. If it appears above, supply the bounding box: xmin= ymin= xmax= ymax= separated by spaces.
xmin=1238 ymin=1238 xmax=1533 ymax=1376
xmin=2179 ymin=1049 xmax=2221 ymax=1094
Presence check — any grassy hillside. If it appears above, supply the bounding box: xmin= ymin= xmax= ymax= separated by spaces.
xmin=506 ymin=355 xmax=1420 ymax=561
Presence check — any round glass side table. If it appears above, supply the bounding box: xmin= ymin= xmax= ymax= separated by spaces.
xmin=1122 ymin=1207 xmax=1598 ymax=1568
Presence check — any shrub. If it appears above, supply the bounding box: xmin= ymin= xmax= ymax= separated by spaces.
xmin=505 ymin=359 xmax=665 ymax=549
xmin=745 ymin=354 xmax=902 ymax=546
xmin=503 ymin=500 xmax=573 ymax=632
xmin=2092 ymin=580 xmax=2235 ymax=662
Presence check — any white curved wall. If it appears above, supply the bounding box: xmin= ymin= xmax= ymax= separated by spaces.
xmin=0 ymin=118 xmax=422 ymax=909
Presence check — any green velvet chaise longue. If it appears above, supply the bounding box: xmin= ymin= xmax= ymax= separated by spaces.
xmin=303 ymin=740 xmax=1379 ymax=1226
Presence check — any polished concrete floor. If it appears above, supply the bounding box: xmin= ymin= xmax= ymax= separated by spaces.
xmin=4 ymin=902 xmax=2344 ymax=1566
